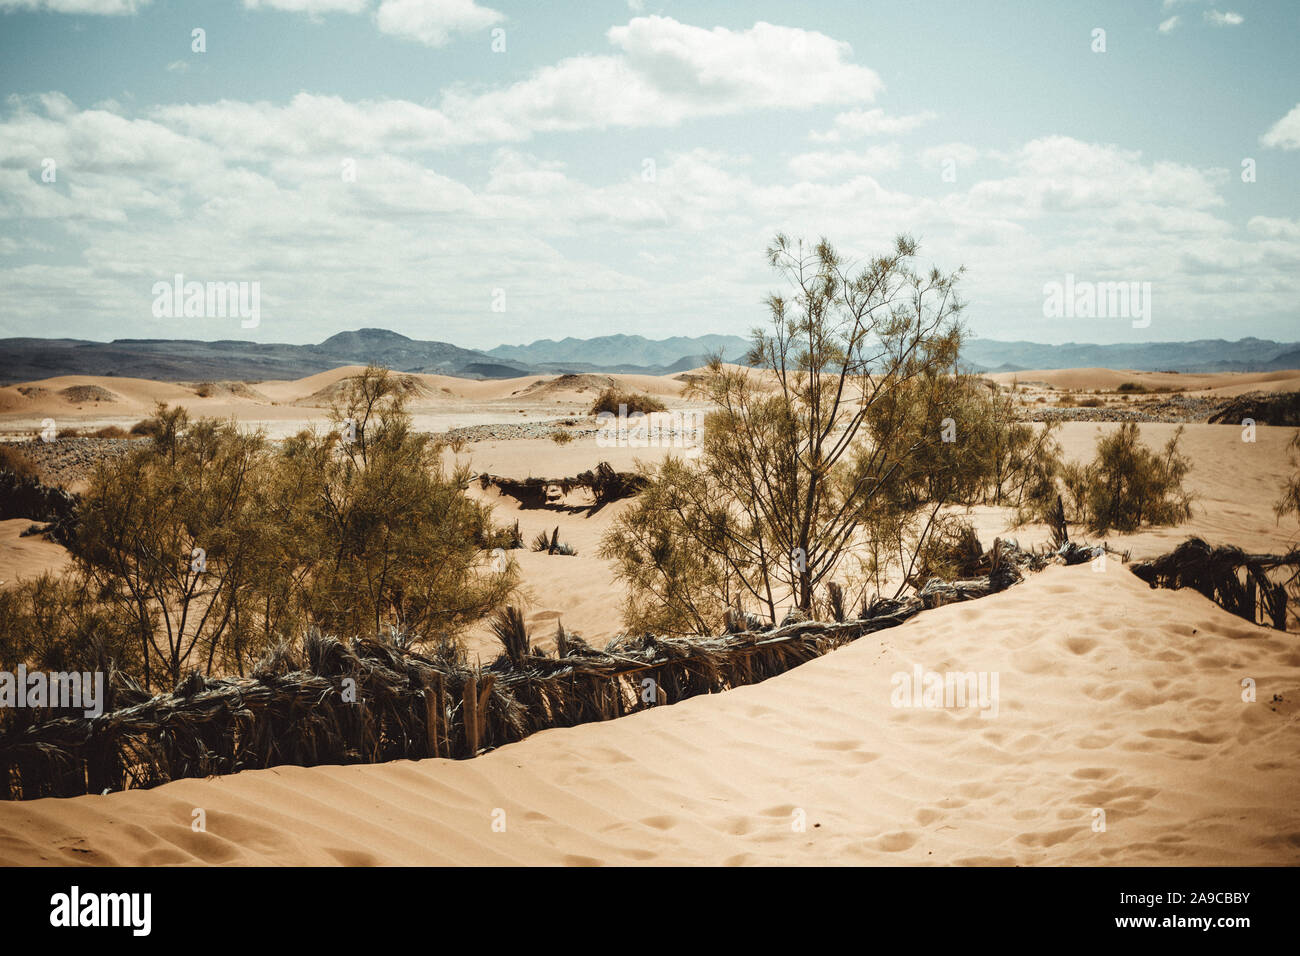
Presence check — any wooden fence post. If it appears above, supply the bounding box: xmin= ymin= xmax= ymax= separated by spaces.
xmin=463 ymin=675 xmax=478 ymax=757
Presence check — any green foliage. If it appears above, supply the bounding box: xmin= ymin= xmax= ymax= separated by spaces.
xmin=72 ymin=404 xmax=278 ymax=686
xmin=1275 ymin=431 xmax=1300 ymax=534
xmin=280 ymin=366 xmax=518 ymax=642
xmin=1065 ymin=423 xmax=1193 ymax=534
xmin=0 ymin=573 xmax=138 ymax=679
xmin=31 ymin=368 xmax=518 ymax=691
xmin=589 ymin=388 xmax=667 ymax=416
xmin=602 ymin=234 xmax=971 ymax=634
xmin=0 ymin=443 xmax=39 ymax=480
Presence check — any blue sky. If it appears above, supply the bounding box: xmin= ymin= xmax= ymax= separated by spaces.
xmin=1 ymin=0 xmax=1297 ymax=349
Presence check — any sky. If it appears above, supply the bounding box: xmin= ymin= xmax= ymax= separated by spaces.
xmin=0 ymin=0 xmax=1297 ymax=350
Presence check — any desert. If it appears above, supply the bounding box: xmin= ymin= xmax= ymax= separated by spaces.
xmin=3 ymin=6 xmax=1300 ymax=934
xmin=0 ymin=353 xmax=1297 ymax=867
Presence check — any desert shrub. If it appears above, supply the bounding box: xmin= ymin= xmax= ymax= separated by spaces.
xmin=1276 ymin=431 xmax=1300 ymax=535
xmin=589 ymin=388 xmax=666 ymax=416
xmin=89 ymin=425 xmax=129 ymax=438
xmin=280 ymin=366 xmax=518 ymax=641
xmin=1078 ymin=397 xmax=1103 ymax=408
xmin=602 ymin=233 xmax=968 ymax=634
xmin=0 ymin=573 xmax=137 ymax=679
xmin=54 ymin=368 xmax=518 ymax=690
xmin=480 ymin=519 xmax=523 ymax=550
xmin=0 ymin=444 xmax=39 ymax=481
xmin=1117 ymin=382 xmax=1148 ymax=394
xmin=550 ymin=429 xmax=575 ymax=444
xmin=906 ymin=517 xmax=986 ymax=586
xmin=863 ymin=372 xmax=1062 ymax=514
xmin=128 ymin=417 xmax=163 ymax=439
xmin=72 ymin=405 xmax=280 ymax=687
xmin=1275 ymin=433 xmax=1300 ymax=607
xmin=1064 ymin=423 xmax=1193 ymax=534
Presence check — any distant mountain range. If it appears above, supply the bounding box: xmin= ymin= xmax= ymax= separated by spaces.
xmin=0 ymin=328 xmax=1297 ymax=384
xmin=487 ymin=334 xmax=751 ymax=371
xmin=958 ymin=337 xmax=1300 ymax=374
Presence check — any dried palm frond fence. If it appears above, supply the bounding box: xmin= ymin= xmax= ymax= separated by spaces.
xmin=477 ymin=461 xmax=646 ymax=510
xmin=1130 ymin=537 xmax=1300 ymax=631
xmin=0 ymin=538 xmax=1066 ymax=801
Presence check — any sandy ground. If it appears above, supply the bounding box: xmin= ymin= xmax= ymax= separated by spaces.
xmin=0 ymin=518 xmax=71 ymax=588
xmin=0 ymin=366 xmax=695 ymax=440
xmin=0 ymin=366 xmax=1297 ymax=865
xmin=0 ymin=562 xmax=1296 ymax=866
xmin=988 ymin=367 xmax=1300 ymax=396
xmin=453 ymin=420 xmax=1297 ymax=658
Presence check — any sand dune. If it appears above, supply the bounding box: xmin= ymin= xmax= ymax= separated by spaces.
xmin=989 ymin=367 xmax=1300 ymax=394
xmin=0 ymin=518 xmax=70 ymax=588
xmin=0 ymin=365 xmax=699 ymax=439
xmin=454 ymin=421 xmax=1297 ymax=657
xmin=0 ymin=367 xmax=1296 ymax=867
xmin=2 ymin=365 xmax=1295 ymax=441
xmin=1 ymin=562 xmax=1295 ymax=866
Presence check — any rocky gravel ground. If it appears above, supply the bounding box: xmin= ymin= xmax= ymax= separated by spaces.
xmin=1022 ymin=390 xmax=1300 ymax=425
xmin=1020 ymin=394 xmax=1225 ymax=424
xmin=0 ymin=437 xmax=144 ymax=488
xmin=437 ymin=417 xmax=704 ymax=444
xmin=438 ymin=420 xmax=597 ymax=443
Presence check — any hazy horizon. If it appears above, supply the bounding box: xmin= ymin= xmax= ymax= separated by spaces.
xmin=2 ymin=326 xmax=1299 ymax=352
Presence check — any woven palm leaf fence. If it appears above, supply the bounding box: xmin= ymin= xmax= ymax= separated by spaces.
xmin=1 ymin=538 xmax=1060 ymax=801
xmin=1130 ymin=537 xmax=1300 ymax=631
xmin=477 ymin=461 xmax=647 ymax=509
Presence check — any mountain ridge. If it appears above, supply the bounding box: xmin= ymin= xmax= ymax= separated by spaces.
xmin=1 ymin=329 xmax=1297 ymax=384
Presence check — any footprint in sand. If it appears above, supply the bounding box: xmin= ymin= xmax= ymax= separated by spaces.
xmin=1142 ymin=727 xmax=1226 ymax=745
xmin=639 ymin=815 xmax=678 ymax=831
xmin=1016 ymin=825 xmax=1085 ymax=848
xmin=1070 ymin=767 xmax=1118 ymax=781
xmin=619 ymin=847 xmax=658 ymax=861
xmin=872 ymin=830 xmax=920 ymax=852
xmin=324 ymin=846 xmax=379 ymax=866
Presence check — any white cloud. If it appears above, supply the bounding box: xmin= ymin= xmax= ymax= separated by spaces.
xmin=374 ymin=0 xmax=502 ymax=47
xmin=809 ymin=108 xmax=935 ymax=143
xmin=787 ymin=145 xmax=902 ymax=180
xmin=603 ymin=17 xmax=881 ymax=113
xmin=2 ymin=36 xmax=1297 ymax=345
xmin=243 ymin=0 xmax=368 ymax=12
xmin=920 ymin=142 xmax=979 ymax=169
xmin=1261 ymin=104 xmax=1300 ymax=150
xmin=165 ymin=60 xmax=189 ymax=73
xmin=1158 ymin=16 xmax=1180 ymax=33
xmin=435 ymin=16 xmax=884 ymax=137
xmin=1204 ymin=9 xmax=1243 ymax=26
xmin=1248 ymin=216 xmax=1300 ymax=240
xmin=0 ymin=0 xmax=148 ymax=11
xmin=144 ymin=18 xmax=883 ymax=152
